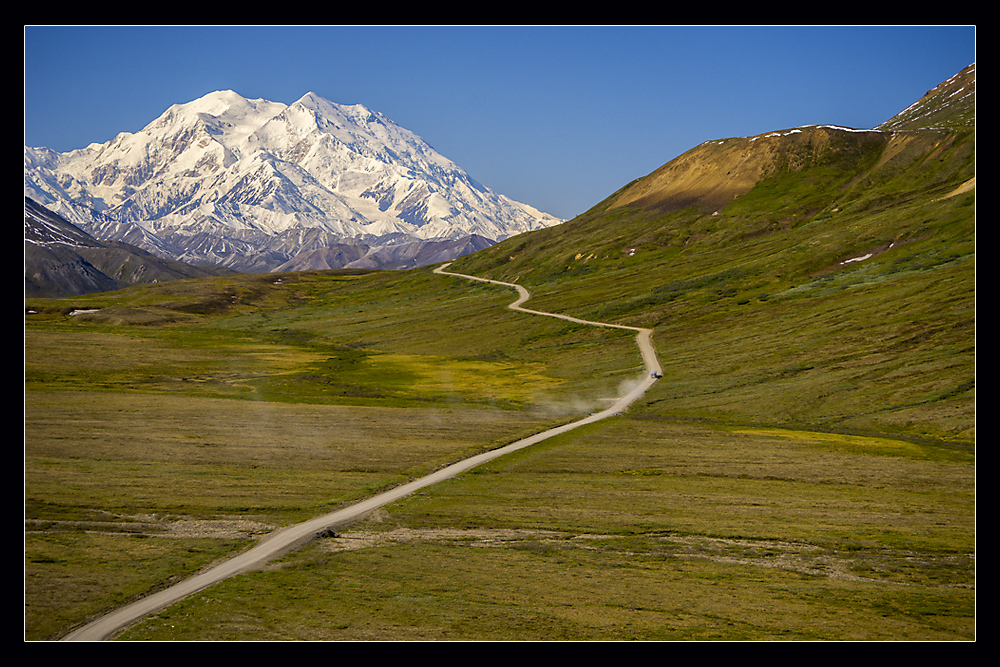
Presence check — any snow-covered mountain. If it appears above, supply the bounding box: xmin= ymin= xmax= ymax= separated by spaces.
xmin=24 ymin=90 xmax=563 ymax=272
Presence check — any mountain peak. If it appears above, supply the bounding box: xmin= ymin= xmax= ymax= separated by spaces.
xmin=295 ymin=91 xmax=336 ymax=107
xmin=290 ymin=93 xmax=383 ymax=130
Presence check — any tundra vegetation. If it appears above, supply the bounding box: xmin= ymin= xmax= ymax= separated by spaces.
xmin=26 ymin=121 xmax=974 ymax=640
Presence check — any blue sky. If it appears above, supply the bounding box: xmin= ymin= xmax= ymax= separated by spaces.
xmin=24 ymin=25 xmax=975 ymax=220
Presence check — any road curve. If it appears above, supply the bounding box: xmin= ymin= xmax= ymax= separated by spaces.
xmin=61 ymin=264 xmax=660 ymax=641
xmin=433 ymin=264 xmax=662 ymax=379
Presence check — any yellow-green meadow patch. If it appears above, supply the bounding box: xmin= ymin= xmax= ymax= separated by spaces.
xmin=363 ymin=352 xmax=566 ymax=408
xmin=730 ymin=427 xmax=972 ymax=463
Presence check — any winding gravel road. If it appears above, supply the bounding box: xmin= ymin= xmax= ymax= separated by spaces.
xmin=61 ymin=264 xmax=660 ymax=641
xmin=434 ymin=265 xmax=661 ymax=382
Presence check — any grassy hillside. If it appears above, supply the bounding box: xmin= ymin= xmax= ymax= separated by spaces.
xmin=448 ymin=124 xmax=975 ymax=446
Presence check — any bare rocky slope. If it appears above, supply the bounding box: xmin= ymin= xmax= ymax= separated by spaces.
xmin=24 ymin=197 xmax=232 ymax=298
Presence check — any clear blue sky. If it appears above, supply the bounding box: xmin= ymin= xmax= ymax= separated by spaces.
xmin=24 ymin=25 xmax=975 ymax=220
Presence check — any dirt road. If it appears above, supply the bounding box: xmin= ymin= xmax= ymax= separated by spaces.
xmin=434 ymin=264 xmax=661 ymax=379
xmin=61 ymin=264 xmax=660 ymax=641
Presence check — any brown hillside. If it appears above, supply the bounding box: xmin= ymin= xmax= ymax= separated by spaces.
xmin=605 ymin=63 xmax=974 ymax=217
xmin=606 ymin=124 xmax=890 ymax=215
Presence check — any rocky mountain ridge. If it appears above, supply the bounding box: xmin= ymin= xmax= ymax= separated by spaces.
xmin=24 ymin=195 xmax=499 ymax=295
xmin=24 ymin=197 xmax=231 ymax=297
